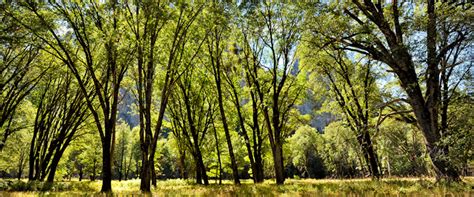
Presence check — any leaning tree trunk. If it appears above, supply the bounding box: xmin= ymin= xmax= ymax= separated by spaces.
xmin=397 ymin=65 xmax=461 ymax=181
xmin=424 ymin=0 xmax=460 ymax=182
xmin=215 ymin=77 xmax=240 ymax=185
xmin=46 ymin=149 xmax=64 ymax=182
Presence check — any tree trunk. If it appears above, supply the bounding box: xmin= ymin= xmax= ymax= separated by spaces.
xmin=46 ymin=152 xmax=62 ymax=183
xmin=427 ymin=141 xmax=460 ymax=181
xmin=356 ymin=130 xmax=380 ymax=178
xmin=364 ymin=132 xmax=380 ymax=178
xmin=17 ymin=156 xmax=24 ymax=180
xmin=100 ymin=133 xmax=113 ymax=193
xmin=195 ymin=145 xmax=208 ymax=185
xmin=231 ymin=86 xmax=257 ymax=183
xmin=215 ymin=78 xmax=240 ymax=184
xmin=34 ymin=157 xmax=41 ymax=180
xmin=125 ymin=149 xmax=133 ymax=180
xmin=250 ymin=91 xmax=265 ymax=183
xmin=151 ymin=160 xmax=157 ymax=187
xmin=254 ymin=149 xmax=265 ymax=183
xmin=91 ymin=159 xmax=97 ymax=181
xmin=79 ymin=168 xmax=83 ymax=181
xmin=271 ymin=94 xmax=285 ymax=184
xmin=195 ymin=160 xmax=202 ymax=185
xmin=179 ymin=149 xmax=187 ymax=179
xmin=273 ymin=144 xmax=285 ymax=184
xmin=28 ymin=129 xmax=38 ymax=181
xmin=209 ymin=36 xmax=240 ymax=184
xmin=140 ymin=149 xmax=151 ymax=192
xmin=119 ymin=142 xmax=124 ymax=181
xmin=212 ymin=123 xmax=223 ymax=184
xmin=17 ymin=168 xmax=22 ymax=180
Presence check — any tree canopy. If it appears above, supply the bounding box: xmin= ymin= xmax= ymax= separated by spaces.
xmin=0 ymin=1 xmax=472 ymax=193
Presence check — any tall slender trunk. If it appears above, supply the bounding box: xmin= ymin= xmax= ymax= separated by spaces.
xmin=17 ymin=156 xmax=24 ymax=180
xmin=231 ymin=86 xmax=257 ymax=183
xmin=209 ymin=34 xmax=240 ymax=184
xmin=249 ymin=72 xmax=264 ymax=183
xmin=28 ymin=128 xmax=38 ymax=181
xmin=212 ymin=123 xmax=223 ymax=184
xmin=17 ymin=167 xmax=23 ymax=180
xmin=215 ymin=78 xmax=240 ymax=184
xmin=119 ymin=139 xmax=125 ymax=181
xmin=125 ymin=148 xmax=133 ymax=180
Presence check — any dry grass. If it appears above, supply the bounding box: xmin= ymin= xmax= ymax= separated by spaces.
xmin=1 ymin=177 xmax=473 ymax=196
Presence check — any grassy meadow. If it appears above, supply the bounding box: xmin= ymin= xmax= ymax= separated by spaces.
xmin=0 ymin=177 xmax=473 ymax=196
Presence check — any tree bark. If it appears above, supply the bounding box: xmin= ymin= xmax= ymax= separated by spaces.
xmin=79 ymin=168 xmax=83 ymax=181
xmin=212 ymin=56 xmax=240 ymax=185
xmin=338 ymin=0 xmax=464 ymax=181
xmin=140 ymin=148 xmax=151 ymax=192
xmin=179 ymin=150 xmax=187 ymax=179
xmin=151 ymin=160 xmax=157 ymax=187
xmin=212 ymin=123 xmax=223 ymax=184
xmin=357 ymin=131 xmax=380 ymax=178
xmin=248 ymin=69 xmax=265 ymax=183
xmin=46 ymin=150 xmax=63 ymax=182
xmin=273 ymin=143 xmax=285 ymax=184
xmin=195 ymin=159 xmax=202 ymax=185
xmin=100 ymin=129 xmax=113 ymax=193
xmin=17 ymin=154 xmax=25 ymax=180
xmin=229 ymin=81 xmax=258 ymax=183
xmin=194 ymin=139 xmax=209 ymax=185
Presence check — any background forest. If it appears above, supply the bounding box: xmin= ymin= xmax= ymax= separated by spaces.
xmin=0 ymin=0 xmax=473 ymax=194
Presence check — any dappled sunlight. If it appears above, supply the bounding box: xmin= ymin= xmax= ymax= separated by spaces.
xmin=1 ymin=1 xmax=472 ymax=196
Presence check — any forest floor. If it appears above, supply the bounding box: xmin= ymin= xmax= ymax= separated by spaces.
xmin=0 ymin=177 xmax=473 ymax=196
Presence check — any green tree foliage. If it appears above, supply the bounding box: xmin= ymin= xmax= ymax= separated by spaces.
xmin=377 ymin=119 xmax=429 ymax=176
xmin=0 ymin=1 xmax=472 ymax=192
xmin=0 ymin=19 xmax=45 ymax=150
xmin=303 ymin=1 xmax=473 ymax=181
xmin=286 ymin=126 xmax=326 ymax=178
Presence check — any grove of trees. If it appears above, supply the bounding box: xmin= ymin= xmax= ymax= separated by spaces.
xmin=1 ymin=0 xmax=472 ymax=193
